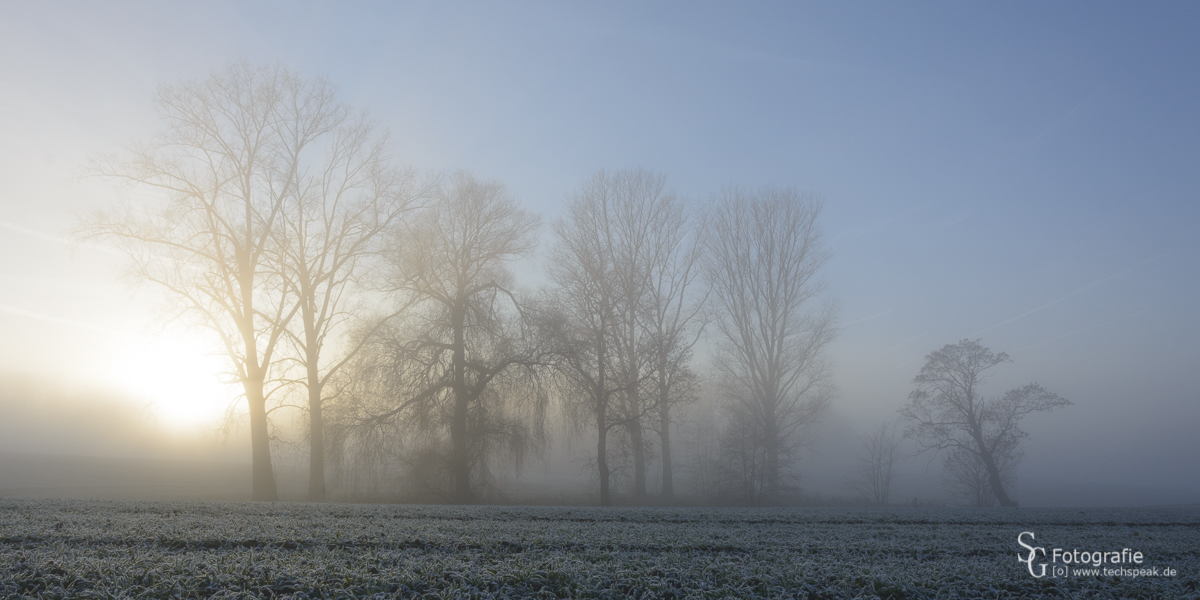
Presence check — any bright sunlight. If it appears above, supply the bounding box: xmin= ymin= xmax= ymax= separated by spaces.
xmin=110 ymin=333 xmax=240 ymax=431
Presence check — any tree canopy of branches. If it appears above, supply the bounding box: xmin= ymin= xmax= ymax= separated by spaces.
xmin=703 ymin=187 xmax=837 ymax=503
xmin=378 ymin=172 xmax=542 ymax=503
xmin=899 ymin=339 xmax=1070 ymax=507
xmin=82 ymin=62 xmax=364 ymax=500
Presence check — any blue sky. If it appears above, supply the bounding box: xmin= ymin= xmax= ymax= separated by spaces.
xmin=1 ymin=2 xmax=1197 ymax=502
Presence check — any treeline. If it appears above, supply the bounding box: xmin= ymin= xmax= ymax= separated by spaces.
xmin=82 ymin=62 xmax=835 ymax=505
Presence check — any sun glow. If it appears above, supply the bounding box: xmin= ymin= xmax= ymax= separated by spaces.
xmin=111 ymin=334 xmax=241 ymax=431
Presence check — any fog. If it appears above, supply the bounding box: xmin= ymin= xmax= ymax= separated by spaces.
xmin=1 ymin=3 xmax=1198 ymax=507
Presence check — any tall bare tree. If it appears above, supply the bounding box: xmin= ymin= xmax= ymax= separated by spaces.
xmin=81 ymin=62 xmax=352 ymax=500
xmin=703 ymin=186 xmax=837 ymax=502
xmin=900 ymin=339 xmax=1070 ymax=507
xmin=544 ymin=174 xmax=624 ymax=505
xmin=382 ymin=172 xmax=541 ymax=503
xmin=639 ymin=186 xmax=707 ymax=499
xmin=604 ymin=171 xmax=658 ymax=500
xmin=273 ymin=120 xmax=425 ymax=501
xmin=546 ymin=168 xmax=700 ymax=502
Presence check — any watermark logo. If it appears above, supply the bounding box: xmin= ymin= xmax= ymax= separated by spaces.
xmin=1017 ymin=532 xmax=1048 ymax=577
xmin=1017 ymin=532 xmax=1176 ymax=579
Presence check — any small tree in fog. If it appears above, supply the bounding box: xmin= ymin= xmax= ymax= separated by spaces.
xmin=679 ymin=383 xmax=722 ymax=500
xmin=899 ymin=339 xmax=1070 ymax=507
xmin=853 ymin=422 xmax=901 ymax=505
xmin=703 ymin=187 xmax=837 ymax=502
xmin=717 ymin=390 xmax=768 ymax=503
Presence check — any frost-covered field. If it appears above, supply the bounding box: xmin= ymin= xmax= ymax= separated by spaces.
xmin=2 ymin=499 xmax=1197 ymax=599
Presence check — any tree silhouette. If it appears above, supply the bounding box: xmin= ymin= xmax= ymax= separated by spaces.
xmin=703 ymin=187 xmax=836 ymax=502
xmin=380 ymin=172 xmax=542 ymax=503
xmin=900 ymin=339 xmax=1070 ymax=507
xmin=82 ymin=62 xmax=360 ymax=500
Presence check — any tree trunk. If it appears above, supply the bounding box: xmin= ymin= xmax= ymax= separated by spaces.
xmin=763 ymin=400 xmax=779 ymax=501
xmin=247 ymin=383 xmax=278 ymax=501
xmin=451 ymin=391 xmax=471 ymax=502
xmin=658 ymin=386 xmax=673 ymax=499
xmin=450 ymin=301 xmax=473 ymax=503
xmin=307 ymin=373 xmax=326 ymax=502
xmin=596 ymin=322 xmax=611 ymax=506
xmin=598 ymin=406 xmax=610 ymax=506
xmin=969 ymin=417 xmax=1017 ymax=508
xmin=980 ymin=447 xmax=1018 ymax=507
xmin=631 ymin=401 xmax=646 ymax=500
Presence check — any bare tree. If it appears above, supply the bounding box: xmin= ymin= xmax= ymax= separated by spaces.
xmin=545 ymin=168 xmax=701 ymax=503
xmin=543 ymin=174 xmax=625 ymax=505
xmin=853 ymin=422 xmax=901 ymax=505
xmin=272 ymin=121 xmax=425 ymax=501
xmin=80 ymin=62 xmax=353 ymax=500
xmin=640 ymin=182 xmax=708 ymax=499
xmin=899 ymin=339 xmax=1070 ymax=507
xmin=380 ymin=172 xmax=542 ymax=503
xmin=603 ymin=170 xmax=658 ymax=500
xmin=703 ymin=186 xmax=837 ymax=502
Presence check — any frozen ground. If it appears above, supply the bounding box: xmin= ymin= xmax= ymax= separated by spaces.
xmin=1 ymin=499 xmax=1197 ymax=598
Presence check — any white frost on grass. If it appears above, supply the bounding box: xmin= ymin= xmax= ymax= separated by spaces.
xmin=1 ymin=500 xmax=1197 ymax=598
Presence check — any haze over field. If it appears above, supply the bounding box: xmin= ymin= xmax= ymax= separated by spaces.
xmin=1 ymin=2 xmax=1197 ymax=506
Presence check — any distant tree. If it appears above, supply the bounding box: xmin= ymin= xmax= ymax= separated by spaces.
xmin=852 ymin=422 xmax=901 ymax=505
xmin=379 ymin=172 xmax=542 ymax=503
xmin=703 ymin=187 xmax=837 ymax=502
xmin=679 ymin=383 xmax=722 ymax=500
xmin=81 ymin=62 xmax=356 ymax=500
xmin=899 ymin=339 xmax=1070 ymax=507
xmin=717 ymin=387 xmax=768 ymax=503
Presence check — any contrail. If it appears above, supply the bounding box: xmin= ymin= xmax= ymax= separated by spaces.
xmin=0 ymin=219 xmax=121 ymax=255
xmin=0 ymin=304 xmax=138 ymax=339
xmin=885 ymin=332 xmax=925 ymax=353
xmin=970 ymin=250 xmax=1175 ymax=338
xmin=843 ymin=309 xmax=892 ymax=326
xmin=1016 ymin=308 xmax=1150 ymax=351
xmin=0 ymin=219 xmax=73 ymax=245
